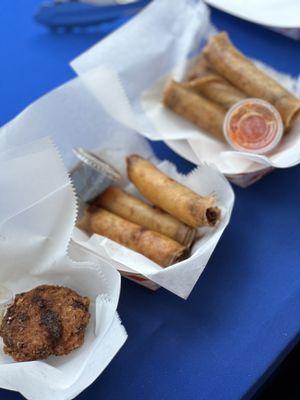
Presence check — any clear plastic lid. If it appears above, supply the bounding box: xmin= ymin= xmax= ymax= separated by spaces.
xmin=71 ymin=147 xmax=121 ymax=203
xmin=223 ymin=98 xmax=284 ymax=154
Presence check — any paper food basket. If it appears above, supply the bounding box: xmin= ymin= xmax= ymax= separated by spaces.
xmin=70 ymin=0 xmax=300 ymax=188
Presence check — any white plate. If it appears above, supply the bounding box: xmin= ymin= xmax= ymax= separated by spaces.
xmin=204 ymin=0 xmax=300 ymax=28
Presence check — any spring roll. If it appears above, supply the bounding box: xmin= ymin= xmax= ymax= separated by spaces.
xmin=83 ymin=208 xmax=188 ymax=267
xmin=94 ymin=186 xmax=196 ymax=246
xmin=127 ymin=155 xmax=221 ymax=228
xmin=186 ymin=54 xmax=246 ymax=109
xmin=187 ymin=54 xmax=211 ymax=81
xmin=186 ymin=76 xmax=247 ymax=110
xmin=203 ymin=32 xmax=300 ymax=128
xmin=163 ymin=80 xmax=226 ymax=141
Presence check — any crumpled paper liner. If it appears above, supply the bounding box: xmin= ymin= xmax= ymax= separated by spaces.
xmin=0 ymin=137 xmax=127 ymax=400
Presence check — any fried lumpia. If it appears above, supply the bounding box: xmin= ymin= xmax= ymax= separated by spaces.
xmin=163 ymin=80 xmax=226 ymax=141
xmin=187 ymin=54 xmax=211 ymax=81
xmin=203 ymin=32 xmax=300 ymax=128
xmin=186 ymin=76 xmax=247 ymax=110
xmin=186 ymin=54 xmax=246 ymax=109
xmin=83 ymin=208 xmax=188 ymax=267
xmin=95 ymin=186 xmax=196 ymax=246
xmin=127 ymin=155 xmax=221 ymax=228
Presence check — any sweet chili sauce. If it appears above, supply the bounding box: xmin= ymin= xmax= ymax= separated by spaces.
xmin=223 ymin=98 xmax=283 ymax=154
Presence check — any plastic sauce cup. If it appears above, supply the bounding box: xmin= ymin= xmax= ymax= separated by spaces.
xmin=223 ymin=98 xmax=283 ymax=154
xmin=0 ymin=285 xmax=13 ymax=324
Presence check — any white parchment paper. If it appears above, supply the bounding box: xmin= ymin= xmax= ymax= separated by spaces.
xmin=71 ymin=0 xmax=300 ymax=177
xmin=0 ymin=138 xmax=127 ymax=400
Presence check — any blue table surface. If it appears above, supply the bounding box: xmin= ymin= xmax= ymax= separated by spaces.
xmin=0 ymin=1 xmax=299 ymax=399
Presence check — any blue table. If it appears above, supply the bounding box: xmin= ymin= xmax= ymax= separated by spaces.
xmin=0 ymin=1 xmax=299 ymax=399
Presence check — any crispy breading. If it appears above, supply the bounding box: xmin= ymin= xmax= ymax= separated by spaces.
xmin=0 ymin=285 xmax=90 ymax=362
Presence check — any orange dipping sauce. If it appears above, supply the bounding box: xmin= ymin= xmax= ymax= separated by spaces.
xmin=224 ymin=98 xmax=283 ymax=154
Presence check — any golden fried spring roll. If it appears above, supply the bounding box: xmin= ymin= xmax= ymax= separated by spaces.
xmin=94 ymin=186 xmax=196 ymax=247
xmin=127 ymin=155 xmax=221 ymax=228
xmin=163 ymin=80 xmax=226 ymax=141
xmin=186 ymin=54 xmax=246 ymax=109
xmin=203 ymin=32 xmax=300 ymax=128
xmin=83 ymin=208 xmax=188 ymax=267
xmin=187 ymin=54 xmax=211 ymax=81
xmin=186 ymin=76 xmax=247 ymax=110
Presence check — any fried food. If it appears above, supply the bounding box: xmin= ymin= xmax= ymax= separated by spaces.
xmin=127 ymin=155 xmax=221 ymax=228
xmin=186 ymin=54 xmax=247 ymax=109
xmin=163 ymin=80 xmax=226 ymax=141
xmin=0 ymin=285 xmax=90 ymax=362
xmin=83 ymin=207 xmax=189 ymax=267
xmin=94 ymin=186 xmax=196 ymax=246
xmin=203 ymin=32 xmax=300 ymax=128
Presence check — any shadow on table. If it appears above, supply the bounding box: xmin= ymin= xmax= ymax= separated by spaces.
xmin=249 ymin=341 xmax=300 ymax=400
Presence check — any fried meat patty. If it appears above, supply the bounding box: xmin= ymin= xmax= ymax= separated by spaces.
xmin=0 ymin=285 xmax=90 ymax=362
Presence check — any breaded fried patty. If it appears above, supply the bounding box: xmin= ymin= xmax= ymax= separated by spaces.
xmin=0 ymin=285 xmax=90 ymax=362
